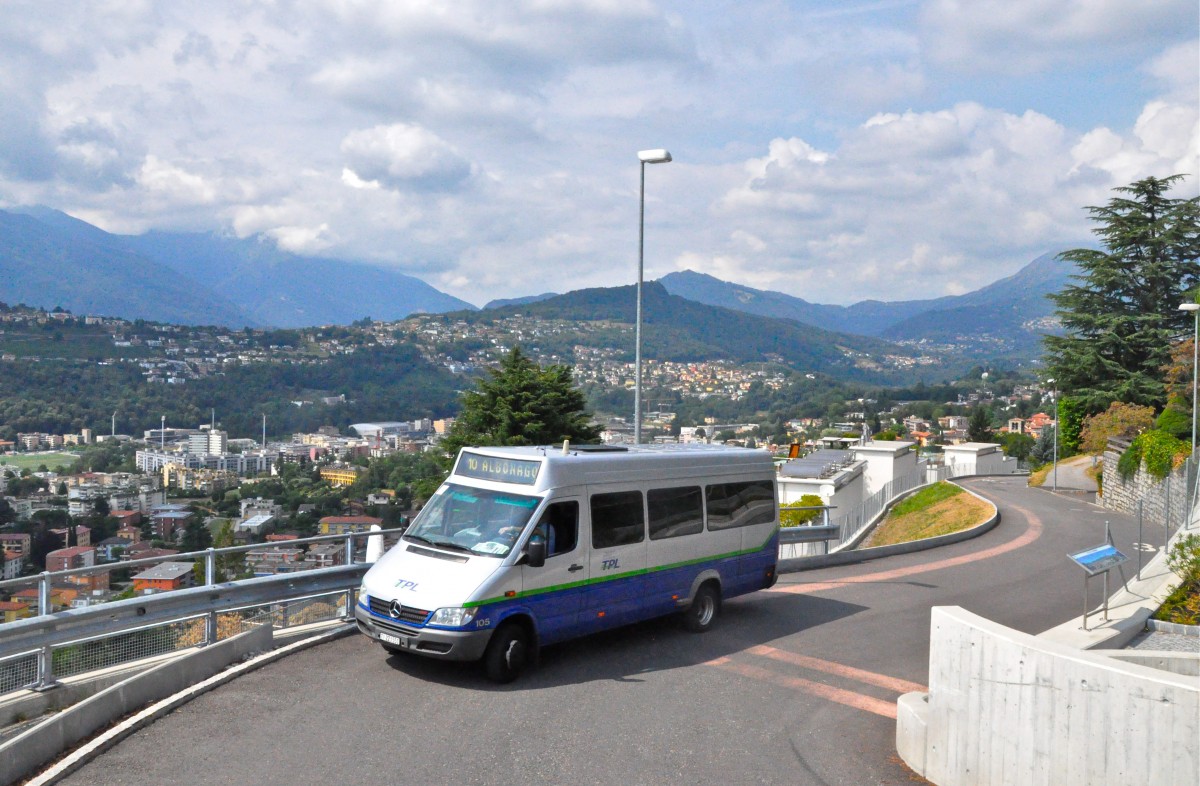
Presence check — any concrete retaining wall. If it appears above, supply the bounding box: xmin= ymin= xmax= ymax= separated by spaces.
xmin=780 ymin=481 xmax=999 ymax=574
xmin=898 ymin=606 xmax=1199 ymax=786
xmin=0 ymin=624 xmax=272 ymax=786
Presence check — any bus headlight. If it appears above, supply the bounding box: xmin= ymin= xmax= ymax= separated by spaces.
xmin=358 ymin=583 xmax=368 ymax=607
xmin=429 ymin=607 xmax=477 ymax=628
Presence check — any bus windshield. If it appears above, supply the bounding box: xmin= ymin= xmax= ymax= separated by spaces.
xmin=402 ymin=483 xmax=541 ymax=558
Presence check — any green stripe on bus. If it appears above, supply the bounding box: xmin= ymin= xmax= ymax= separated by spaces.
xmin=463 ymin=531 xmax=777 ymax=608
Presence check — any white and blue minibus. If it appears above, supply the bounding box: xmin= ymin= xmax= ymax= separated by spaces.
xmin=354 ymin=443 xmax=779 ymax=681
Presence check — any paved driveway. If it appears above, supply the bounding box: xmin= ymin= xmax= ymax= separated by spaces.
xmin=54 ymin=477 xmax=1145 ymax=786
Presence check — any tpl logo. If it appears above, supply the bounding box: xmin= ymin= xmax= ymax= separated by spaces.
xmin=394 ymin=579 xmax=419 ymax=591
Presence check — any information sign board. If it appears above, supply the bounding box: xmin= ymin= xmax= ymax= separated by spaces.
xmin=1068 ymin=544 xmax=1129 ymax=576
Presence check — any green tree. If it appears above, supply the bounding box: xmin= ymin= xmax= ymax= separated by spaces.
xmin=967 ymin=407 xmax=993 ymax=442
xmin=999 ymin=432 xmax=1035 ymax=463
xmin=1043 ymin=175 xmax=1200 ymax=411
xmin=1029 ymin=426 xmax=1056 ymax=466
xmin=440 ymin=347 xmax=600 ymax=459
xmin=1058 ymin=396 xmax=1087 ymax=455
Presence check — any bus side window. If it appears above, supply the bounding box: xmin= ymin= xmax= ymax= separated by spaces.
xmin=705 ymin=480 xmax=775 ymax=530
xmin=537 ymin=501 xmax=579 ymax=556
xmin=591 ymin=491 xmax=645 ymax=548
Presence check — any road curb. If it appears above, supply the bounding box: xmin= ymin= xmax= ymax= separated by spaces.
xmin=23 ymin=624 xmax=354 ymax=786
xmin=779 ymin=480 xmax=1000 ymax=573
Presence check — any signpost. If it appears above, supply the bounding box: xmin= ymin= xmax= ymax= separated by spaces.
xmin=1068 ymin=534 xmax=1129 ymax=631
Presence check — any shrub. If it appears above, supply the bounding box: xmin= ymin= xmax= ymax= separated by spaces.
xmin=780 ymin=494 xmax=825 ymax=527
xmin=1154 ymin=534 xmax=1200 ymax=625
xmin=1118 ymin=429 xmax=1190 ymax=480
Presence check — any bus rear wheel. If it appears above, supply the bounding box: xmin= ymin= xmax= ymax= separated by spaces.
xmin=683 ymin=583 xmax=721 ymax=633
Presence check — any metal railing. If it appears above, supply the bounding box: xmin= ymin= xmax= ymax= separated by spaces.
xmin=779 ymin=456 xmax=1027 ymax=559
xmin=0 ymin=528 xmax=403 ymax=696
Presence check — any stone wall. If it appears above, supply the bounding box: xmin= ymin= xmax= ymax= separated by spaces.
xmin=1101 ymin=437 xmax=1195 ymax=529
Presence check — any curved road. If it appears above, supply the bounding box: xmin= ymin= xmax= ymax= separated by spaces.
xmin=55 ymin=478 xmax=1149 ymax=786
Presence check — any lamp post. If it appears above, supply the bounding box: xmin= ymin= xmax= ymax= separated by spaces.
xmin=1046 ymin=378 xmax=1058 ymax=492
xmin=635 ymin=148 xmax=672 ymax=445
xmin=1179 ymin=303 xmax=1199 ymax=452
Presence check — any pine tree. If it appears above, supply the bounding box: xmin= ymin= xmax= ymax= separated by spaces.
xmin=967 ymin=407 xmax=993 ymax=442
xmin=1043 ymin=175 xmax=1200 ymax=411
xmin=440 ymin=347 xmax=600 ymax=461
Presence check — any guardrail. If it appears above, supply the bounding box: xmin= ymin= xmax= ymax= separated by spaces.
xmin=0 ymin=528 xmax=402 ymax=696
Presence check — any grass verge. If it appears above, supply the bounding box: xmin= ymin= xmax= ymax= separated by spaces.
xmin=865 ymin=482 xmax=993 ymax=548
xmin=1027 ymin=464 xmax=1051 ymax=487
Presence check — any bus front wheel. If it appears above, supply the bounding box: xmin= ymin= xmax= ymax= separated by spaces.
xmin=483 ymin=622 xmax=530 ymax=683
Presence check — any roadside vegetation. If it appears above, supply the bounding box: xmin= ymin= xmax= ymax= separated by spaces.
xmin=1154 ymin=534 xmax=1200 ymax=626
xmin=864 ymin=482 xmax=992 ymax=547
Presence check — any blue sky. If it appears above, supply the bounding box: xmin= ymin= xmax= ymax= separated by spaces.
xmin=0 ymin=1 xmax=1196 ymax=307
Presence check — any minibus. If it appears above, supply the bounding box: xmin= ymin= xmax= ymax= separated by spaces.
xmin=355 ymin=443 xmax=779 ymax=682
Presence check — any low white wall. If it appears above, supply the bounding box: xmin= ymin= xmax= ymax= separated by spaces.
xmin=899 ymin=606 xmax=1199 ymax=786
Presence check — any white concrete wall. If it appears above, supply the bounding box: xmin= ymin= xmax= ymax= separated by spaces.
xmin=852 ymin=441 xmax=918 ymax=497
xmin=899 ymin=606 xmax=1199 ymax=786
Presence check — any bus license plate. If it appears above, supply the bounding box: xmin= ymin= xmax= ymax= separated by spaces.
xmin=379 ymin=632 xmax=404 ymax=647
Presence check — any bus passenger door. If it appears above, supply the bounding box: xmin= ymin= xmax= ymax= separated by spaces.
xmin=584 ymin=490 xmax=647 ymax=629
xmin=519 ymin=500 xmax=586 ymax=644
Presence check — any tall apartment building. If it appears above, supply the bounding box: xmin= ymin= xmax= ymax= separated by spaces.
xmin=188 ymin=429 xmax=228 ymax=456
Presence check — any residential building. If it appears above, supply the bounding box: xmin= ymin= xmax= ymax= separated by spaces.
xmin=0 ymin=601 xmax=31 ymax=624
xmin=45 ymin=545 xmax=95 ymax=573
xmin=237 ymin=514 xmax=273 ymax=534
xmin=319 ymin=465 xmax=361 ymax=486
xmin=122 ymin=544 xmax=180 ymax=562
xmin=111 ymin=510 xmax=143 ymax=528
xmin=240 ymin=497 xmax=283 ymax=519
xmin=96 ymin=535 xmax=137 ymax=561
xmin=0 ymin=533 xmax=31 ymax=556
xmin=49 ymin=525 xmax=91 ymax=548
xmin=132 ymin=562 xmax=195 ymax=593
xmin=246 ymin=546 xmax=305 ymax=576
xmin=2 ymin=551 xmax=25 ymax=580
xmin=306 ymin=542 xmax=344 ymax=568
xmin=318 ymin=515 xmax=383 ymax=536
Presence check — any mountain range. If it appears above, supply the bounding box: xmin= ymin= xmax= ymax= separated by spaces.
xmin=658 ymin=252 xmax=1078 ymax=356
xmin=0 ymin=206 xmax=1077 ymax=366
xmin=0 ymin=207 xmax=474 ymax=327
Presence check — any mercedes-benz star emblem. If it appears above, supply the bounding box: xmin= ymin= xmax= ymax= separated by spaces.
xmin=389 ymin=600 xmax=403 ymax=618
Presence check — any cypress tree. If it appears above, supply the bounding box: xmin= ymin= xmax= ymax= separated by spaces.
xmin=1043 ymin=175 xmax=1199 ymax=411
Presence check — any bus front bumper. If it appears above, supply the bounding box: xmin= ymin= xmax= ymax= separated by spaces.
xmin=354 ymin=605 xmax=492 ymax=661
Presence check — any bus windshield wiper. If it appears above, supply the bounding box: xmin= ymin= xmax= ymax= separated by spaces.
xmin=405 ymin=534 xmax=475 ymax=555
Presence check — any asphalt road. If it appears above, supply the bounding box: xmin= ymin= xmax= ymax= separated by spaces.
xmin=54 ymin=478 xmax=1148 ymax=786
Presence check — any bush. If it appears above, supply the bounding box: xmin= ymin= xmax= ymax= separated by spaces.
xmin=780 ymin=494 xmax=825 ymax=527
xmin=1118 ymin=429 xmax=1190 ymax=480
xmin=1154 ymin=534 xmax=1200 ymax=625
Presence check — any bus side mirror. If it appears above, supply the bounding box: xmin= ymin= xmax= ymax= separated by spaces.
xmin=525 ymin=535 xmax=547 ymax=568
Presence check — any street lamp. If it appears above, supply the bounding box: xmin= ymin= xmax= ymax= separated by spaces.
xmin=1046 ymin=378 xmax=1058 ymax=492
xmin=1179 ymin=303 xmax=1199 ymax=453
xmin=635 ymin=148 xmax=672 ymax=445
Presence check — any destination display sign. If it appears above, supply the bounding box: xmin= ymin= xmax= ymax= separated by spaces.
xmin=455 ymin=452 xmax=542 ymax=485
xmin=1068 ymin=544 xmax=1129 ymax=576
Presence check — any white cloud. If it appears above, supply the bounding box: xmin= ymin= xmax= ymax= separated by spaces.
xmin=919 ymin=0 xmax=1196 ymax=73
xmin=340 ymin=124 xmax=475 ymax=192
xmin=0 ymin=1 xmax=1194 ymax=309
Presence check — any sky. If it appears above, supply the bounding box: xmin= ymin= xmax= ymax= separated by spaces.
xmin=0 ymin=1 xmax=1196 ymax=308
